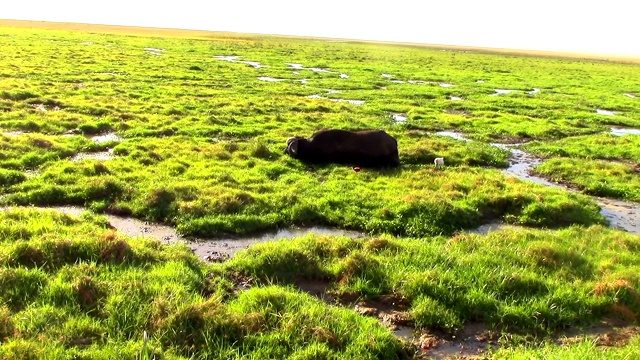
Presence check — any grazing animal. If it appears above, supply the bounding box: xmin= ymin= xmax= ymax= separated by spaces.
xmin=434 ymin=157 xmax=444 ymax=169
xmin=284 ymin=129 xmax=400 ymax=168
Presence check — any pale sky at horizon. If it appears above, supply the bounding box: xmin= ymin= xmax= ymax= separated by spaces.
xmin=3 ymin=0 xmax=639 ymax=56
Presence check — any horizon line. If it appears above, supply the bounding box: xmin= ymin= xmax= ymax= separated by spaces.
xmin=3 ymin=18 xmax=640 ymax=63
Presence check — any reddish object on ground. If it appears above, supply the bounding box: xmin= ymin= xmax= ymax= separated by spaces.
xmin=353 ymin=166 xmax=361 ymax=172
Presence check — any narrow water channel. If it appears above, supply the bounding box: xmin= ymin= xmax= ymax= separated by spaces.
xmin=436 ymin=132 xmax=640 ymax=234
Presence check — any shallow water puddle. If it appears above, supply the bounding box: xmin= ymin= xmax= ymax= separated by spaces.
xmin=450 ymin=96 xmax=463 ymax=101
xmin=439 ymin=83 xmax=454 ymax=88
xmin=491 ymin=144 xmax=559 ymax=188
xmin=381 ymin=73 xmax=393 ymax=78
xmin=240 ymin=61 xmax=265 ymax=68
xmin=435 ymin=131 xmax=470 ymax=142
xmin=624 ymin=93 xmax=636 ymax=98
xmin=390 ymin=80 xmax=405 ymax=84
xmin=306 ymin=95 xmax=365 ymax=105
xmin=214 ymin=55 xmax=265 ymax=68
xmin=144 ymin=48 xmax=165 ymax=56
xmin=466 ymin=222 xmax=510 ymax=235
xmin=408 ymin=80 xmax=429 ymax=85
xmin=435 ymin=131 xmax=640 ymax=234
xmin=597 ymin=109 xmax=616 ymax=116
xmin=214 ymin=55 xmax=240 ymax=61
xmin=610 ymin=126 xmax=640 ymax=136
xmin=332 ymin=99 xmax=365 ymax=105
xmin=2 ymin=131 xmax=26 ymax=136
xmin=391 ymin=113 xmax=408 ymax=123
xmin=285 ymin=63 xmax=340 ymax=76
xmin=9 ymin=206 xmax=365 ymax=261
xmin=90 ymin=133 xmax=124 ymax=143
xmin=257 ymin=77 xmax=286 ymax=82
xmin=286 ymin=63 xmax=304 ymax=69
xmin=30 ymin=103 xmax=60 ymax=112
xmin=309 ymin=67 xmax=332 ymax=73
xmin=492 ymin=89 xmax=519 ymax=95
xmin=192 ymin=227 xmax=366 ymax=260
xmin=71 ymin=150 xmax=114 ymax=162
xmin=492 ymin=88 xmax=540 ymax=96
xmin=597 ymin=198 xmax=640 ymax=233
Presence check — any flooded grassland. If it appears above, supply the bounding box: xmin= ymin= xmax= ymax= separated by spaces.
xmin=1 ymin=22 xmax=640 ymax=359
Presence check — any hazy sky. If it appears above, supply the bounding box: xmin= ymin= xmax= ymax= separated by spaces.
xmin=3 ymin=0 xmax=639 ymax=56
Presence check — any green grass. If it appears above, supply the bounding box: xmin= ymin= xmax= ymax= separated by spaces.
xmin=532 ymin=158 xmax=640 ymax=201
xmin=2 ymin=208 xmax=640 ymax=358
xmin=524 ymin=134 xmax=640 ymax=163
xmin=1 ymin=22 xmax=640 ymax=358
xmin=522 ymin=134 xmax=640 ymax=201
xmin=226 ymin=225 xmax=640 ymax=335
xmin=0 ymin=208 xmax=408 ymax=359
xmin=492 ymin=335 xmax=640 ymax=359
xmin=1 ymin=24 xmax=628 ymax=236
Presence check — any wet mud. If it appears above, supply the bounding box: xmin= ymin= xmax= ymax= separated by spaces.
xmin=20 ymin=206 xmax=365 ymax=262
xmin=295 ymin=279 xmax=639 ymax=359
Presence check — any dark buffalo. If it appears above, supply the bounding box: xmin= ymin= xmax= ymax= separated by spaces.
xmin=284 ymin=129 xmax=400 ymax=168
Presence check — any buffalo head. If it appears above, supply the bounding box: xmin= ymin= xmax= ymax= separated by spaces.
xmin=284 ymin=136 xmax=306 ymax=157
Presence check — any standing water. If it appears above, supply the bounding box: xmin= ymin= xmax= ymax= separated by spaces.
xmin=436 ymin=132 xmax=640 ymax=234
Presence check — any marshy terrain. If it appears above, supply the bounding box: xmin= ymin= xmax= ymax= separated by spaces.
xmin=0 ymin=20 xmax=639 ymax=359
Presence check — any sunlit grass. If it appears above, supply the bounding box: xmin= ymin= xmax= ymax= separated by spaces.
xmin=227 ymin=225 xmax=640 ymax=335
xmin=0 ymin=209 xmax=408 ymax=359
xmin=0 ymin=21 xmax=639 ymax=358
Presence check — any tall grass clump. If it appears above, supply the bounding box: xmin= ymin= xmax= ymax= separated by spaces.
xmin=0 ymin=208 xmax=408 ymax=359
